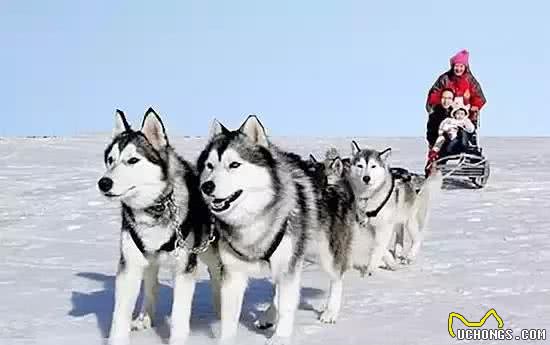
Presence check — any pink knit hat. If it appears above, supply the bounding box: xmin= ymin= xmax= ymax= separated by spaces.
xmin=450 ymin=49 xmax=469 ymax=66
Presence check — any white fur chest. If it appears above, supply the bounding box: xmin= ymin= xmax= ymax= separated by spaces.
xmin=133 ymin=213 xmax=175 ymax=252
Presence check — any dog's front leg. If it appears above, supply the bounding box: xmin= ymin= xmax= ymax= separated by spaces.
xmin=109 ymin=259 xmax=144 ymax=345
xmin=402 ymin=219 xmax=422 ymax=264
xmin=366 ymin=225 xmax=394 ymax=276
xmin=169 ymin=266 xmax=197 ymax=344
xmin=131 ymin=260 xmax=159 ymax=331
xmin=208 ymin=266 xmax=223 ymax=320
xmin=219 ymin=269 xmax=248 ymax=344
xmin=268 ymin=268 xmax=302 ymax=345
xmin=256 ymin=285 xmax=278 ymax=330
xmin=393 ymin=224 xmax=405 ymax=258
xmin=319 ymin=275 xmax=343 ymax=324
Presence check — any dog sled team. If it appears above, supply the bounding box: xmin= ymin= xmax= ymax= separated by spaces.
xmin=97 ymin=49 xmax=486 ymax=345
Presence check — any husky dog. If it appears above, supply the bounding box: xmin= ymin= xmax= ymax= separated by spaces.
xmin=98 ymin=108 xmax=221 ymax=345
xmin=197 ymin=115 xmax=318 ymax=345
xmin=313 ymin=155 xmax=359 ymax=323
xmin=305 ymin=152 xmax=391 ymax=323
xmin=348 ymin=141 xmax=442 ymax=275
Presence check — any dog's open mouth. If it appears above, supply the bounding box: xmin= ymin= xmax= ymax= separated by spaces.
xmin=104 ymin=186 xmax=136 ymax=198
xmin=210 ymin=190 xmax=243 ymax=213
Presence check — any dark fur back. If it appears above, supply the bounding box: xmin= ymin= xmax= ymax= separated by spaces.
xmin=319 ymin=176 xmax=356 ymax=274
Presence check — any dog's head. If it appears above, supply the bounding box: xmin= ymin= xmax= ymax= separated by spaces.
xmin=348 ymin=140 xmax=392 ymax=196
xmin=197 ymin=115 xmax=277 ymax=226
xmin=325 ymin=157 xmax=347 ymax=186
xmin=98 ymin=108 xmax=170 ymax=209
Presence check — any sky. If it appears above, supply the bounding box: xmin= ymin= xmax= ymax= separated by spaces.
xmin=1 ymin=0 xmax=549 ymax=137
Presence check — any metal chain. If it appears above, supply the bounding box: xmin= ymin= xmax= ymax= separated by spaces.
xmin=173 ymin=213 xmax=217 ymax=257
xmin=162 ymin=196 xmax=214 ymax=257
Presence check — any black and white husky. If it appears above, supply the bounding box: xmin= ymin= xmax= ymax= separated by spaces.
xmin=348 ymin=141 xmax=442 ymax=273
xmin=197 ymin=116 xmax=319 ymax=345
xmin=98 ymin=108 xmax=221 ymax=345
xmin=305 ymin=152 xmax=390 ymax=324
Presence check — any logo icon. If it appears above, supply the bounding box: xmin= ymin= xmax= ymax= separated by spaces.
xmin=448 ymin=309 xmax=504 ymax=338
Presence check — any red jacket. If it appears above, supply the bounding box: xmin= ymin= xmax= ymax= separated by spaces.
xmin=426 ymin=70 xmax=486 ymax=113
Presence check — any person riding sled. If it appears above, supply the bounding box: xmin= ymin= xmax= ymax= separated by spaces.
xmin=426 ymin=88 xmax=455 ymax=148
xmin=426 ymin=49 xmax=486 ymax=124
xmin=425 ymin=97 xmax=476 ymax=174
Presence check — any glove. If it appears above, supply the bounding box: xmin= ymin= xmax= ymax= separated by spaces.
xmin=425 ymin=149 xmax=439 ymax=177
xmin=427 ymin=149 xmax=439 ymax=162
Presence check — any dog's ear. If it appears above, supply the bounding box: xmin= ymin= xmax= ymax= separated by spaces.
xmin=308 ymin=154 xmax=318 ymax=163
xmin=113 ymin=109 xmax=131 ymax=138
xmin=239 ymin=115 xmax=269 ymax=147
xmin=351 ymin=140 xmax=361 ymax=156
xmin=208 ymin=118 xmax=230 ymax=140
xmin=331 ymin=157 xmax=344 ymax=176
xmin=141 ymin=107 xmax=169 ymax=150
xmin=342 ymin=157 xmax=351 ymax=171
xmin=379 ymin=147 xmax=392 ymax=161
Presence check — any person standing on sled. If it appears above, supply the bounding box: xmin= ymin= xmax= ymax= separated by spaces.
xmin=425 ymin=49 xmax=486 ymax=175
xmin=426 ymin=49 xmax=486 ymax=124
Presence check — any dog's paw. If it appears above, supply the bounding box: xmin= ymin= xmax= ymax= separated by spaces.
xmin=254 ymin=319 xmax=275 ymax=330
xmin=131 ymin=313 xmax=152 ymax=331
xmin=384 ymin=261 xmax=400 ymax=271
xmin=255 ymin=303 xmax=277 ymax=330
xmin=319 ymin=309 xmax=339 ymax=324
xmin=400 ymin=255 xmax=416 ymax=265
xmin=365 ymin=264 xmax=377 ymax=277
xmin=265 ymin=335 xmax=292 ymax=345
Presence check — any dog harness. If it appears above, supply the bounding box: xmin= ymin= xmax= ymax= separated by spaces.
xmin=360 ymin=175 xmax=396 ymax=219
xmin=122 ymin=191 xmax=215 ymax=256
xmin=215 ymin=216 xmax=289 ymax=263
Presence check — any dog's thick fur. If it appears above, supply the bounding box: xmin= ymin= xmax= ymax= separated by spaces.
xmin=348 ymin=141 xmax=442 ymax=275
xmin=312 ymin=156 xmax=360 ymax=323
xmin=197 ymin=116 xmax=319 ymax=345
xmin=98 ymin=109 xmax=221 ymax=345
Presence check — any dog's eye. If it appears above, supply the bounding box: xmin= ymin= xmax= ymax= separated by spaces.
xmin=107 ymin=157 xmax=114 ymax=165
xmin=229 ymin=162 xmax=241 ymax=169
xmin=356 ymin=164 xmax=364 ymax=169
xmin=370 ymin=164 xmax=377 ymax=169
xmin=128 ymin=157 xmax=140 ymax=165
xmin=206 ymin=162 xmax=214 ymax=170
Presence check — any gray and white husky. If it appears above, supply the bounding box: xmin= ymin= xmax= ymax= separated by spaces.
xmin=197 ymin=115 xmax=318 ymax=345
xmin=305 ymin=152 xmax=394 ymax=324
xmin=348 ymin=141 xmax=442 ymax=275
xmin=98 ymin=108 xmax=221 ymax=345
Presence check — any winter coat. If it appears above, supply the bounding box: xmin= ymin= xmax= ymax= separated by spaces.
xmin=426 ymin=104 xmax=452 ymax=147
xmin=426 ymin=69 xmax=486 ymax=113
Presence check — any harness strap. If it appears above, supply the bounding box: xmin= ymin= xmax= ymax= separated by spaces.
xmin=123 ymin=192 xmax=192 ymax=256
xmin=363 ymin=176 xmax=395 ymax=219
xmin=223 ymin=217 xmax=288 ymax=263
xmin=127 ymin=221 xmax=192 ymax=256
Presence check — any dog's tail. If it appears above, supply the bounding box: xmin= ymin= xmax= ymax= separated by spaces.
xmin=412 ymin=168 xmax=443 ymax=230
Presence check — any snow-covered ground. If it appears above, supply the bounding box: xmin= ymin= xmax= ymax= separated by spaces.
xmin=1 ymin=135 xmax=549 ymax=345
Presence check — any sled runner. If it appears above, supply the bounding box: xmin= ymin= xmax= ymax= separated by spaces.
xmin=430 ymin=121 xmax=490 ymax=188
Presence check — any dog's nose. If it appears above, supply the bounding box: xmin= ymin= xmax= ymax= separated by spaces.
xmin=201 ymin=181 xmax=216 ymax=195
xmin=362 ymin=176 xmax=371 ymax=184
xmin=98 ymin=177 xmax=113 ymax=193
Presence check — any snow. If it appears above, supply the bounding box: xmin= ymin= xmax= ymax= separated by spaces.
xmin=1 ymin=135 xmax=549 ymax=345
